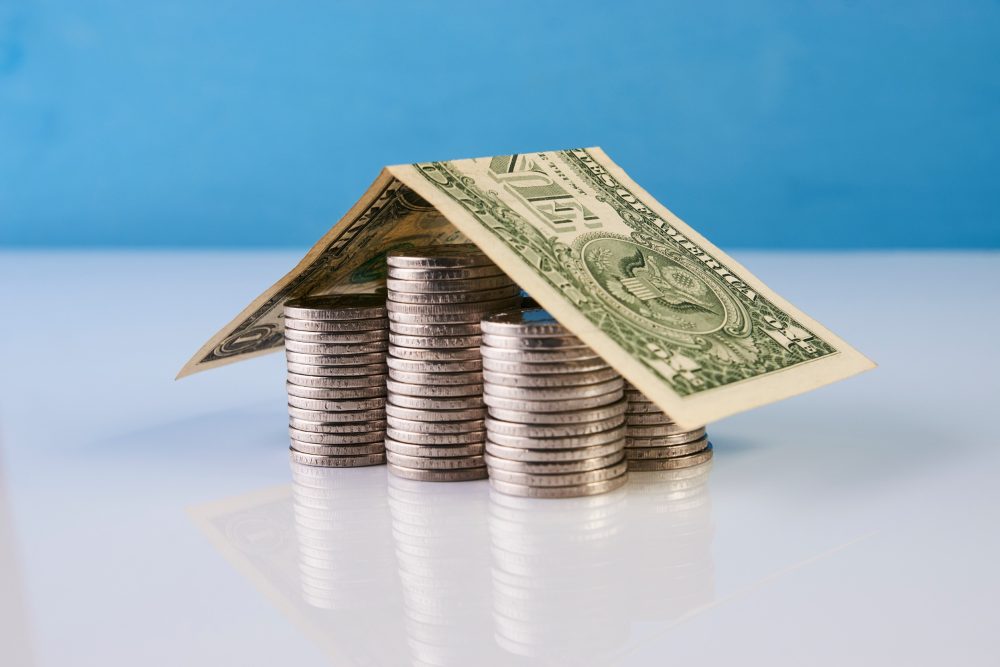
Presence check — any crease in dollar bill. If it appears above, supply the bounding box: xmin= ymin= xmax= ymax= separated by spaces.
xmin=179 ymin=148 xmax=874 ymax=427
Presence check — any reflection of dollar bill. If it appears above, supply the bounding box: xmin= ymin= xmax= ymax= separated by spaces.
xmin=180 ymin=148 xmax=874 ymax=427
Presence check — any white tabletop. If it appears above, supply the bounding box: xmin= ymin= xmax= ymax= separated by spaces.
xmin=1 ymin=250 xmax=997 ymax=667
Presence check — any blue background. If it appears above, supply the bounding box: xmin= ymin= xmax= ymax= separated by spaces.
xmin=1 ymin=1 xmax=997 ymax=249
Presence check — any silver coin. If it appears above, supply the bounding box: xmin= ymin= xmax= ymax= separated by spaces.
xmin=388 ymin=321 xmax=483 ymax=337
xmin=480 ymin=308 xmax=567 ymax=337
xmin=388 ymin=310 xmax=497 ymax=324
xmin=387 ymin=264 xmax=507 ymax=281
xmin=626 ymin=428 xmax=708 ymax=446
xmin=485 ymin=413 xmax=626 ymax=438
xmin=482 ymin=366 xmax=620 ymax=388
xmin=479 ymin=346 xmax=601 ymax=364
xmin=387 ymin=368 xmax=483 ymax=385
xmin=484 ymin=377 xmax=624 ymax=400
xmin=383 ymin=438 xmax=484 ymax=458
xmin=387 ymin=463 xmax=488 ymax=481
xmin=389 ymin=333 xmax=482 ymax=349
xmin=480 ymin=332 xmax=585 ymax=349
xmin=388 ymin=345 xmax=481 ymax=361
xmin=289 ymin=427 xmax=385 ymax=445
xmin=486 ymin=398 xmax=627 ymax=425
xmin=627 ymin=444 xmax=713 ymax=470
xmin=385 ymin=415 xmax=485 ymax=434
xmin=385 ymin=403 xmax=486 ymax=422
xmin=485 ymin=439 xmax=624 ymax=462
xmin=487 ymin=459 xmax=628 ymax=487
xmin=386 ymin=245 xmax=495 ymax=268
xmin=486 ymin=424 xmax=626 ymax=450
xmin=624 ymin=390 xmax=652 ymax=402
xmin=484 ymin=451 xmax=623 ymax=474
xmin=285 ymin=350 xmax=386 ymax=366
xmin=625 ymin=436 xmax=709 ymax=459
xmin=283 ymin=294 xmax=387 ymax=320
xmin=488 ymin=473 xmax=627 ymax=498
xmin=385 ymin=378 xmax=481 ymax=397
xmin=284 ymin=339 xmax=388 ymax=355
xmin=385 ymin=297 xmax=520 ymax=315
xmin=282 ymin=328 xmax=388 ymax=343
xmin=287 ymin=395 xmax=386 ymax=411
xmin=289 ymin=417 xmax=387 ymax=434
xmin=286 ymin=372 xmax=386 ymax=389
xmin=286 ymin=382 xmax=386 ymax=399
xmin=624 ymin=401 xmax=665 ymax=415
xmin=386 ymin=427 xmax=485 ymax=445
xmin=291 ymin=440 xmax=386 ymax=456
xmin=481 ymin=357 xmax=611 ymax=375
xmin=388 ymin=284 xmax=520 ymax=304
xmin=284 ymin=316 xmax=387 ymax=332
xmin=289 ymin=448 xmax=386 ymax=468
xmin=386 ymin=451 xmax=485 ymax=470
xmin=287 ymin=406 xmax=386 ymax=422
xmin=626 ymin=423 xmax=704 ymax=438
xmin=386 ymin=275 xmax=515 ymax=294
xmin=286 ymin=361 xmax=388 ymax=377
xmin=482 ymin=389 xmax=623 ymax=413
xmin=386 ymin=356 xmax=482 ymax=373
xmin=625 ymin=412 xmax=676 ymax=425
xmin=388 ymin=393 xmax=484 ymax=410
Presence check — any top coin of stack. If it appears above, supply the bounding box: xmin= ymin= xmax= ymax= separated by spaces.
xmin=384 ymin=245 xmax=521 ymax=482
xmin=283 ymin=294 xmax=389 ymax=467
xmin=623 ymin=382 xmax=712 ymax=470
xmin=480 ymin=309 xmax=629 ymax=498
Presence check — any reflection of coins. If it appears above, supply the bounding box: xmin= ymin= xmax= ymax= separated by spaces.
xmin=488 ymin=474 xmax=627 ymax=499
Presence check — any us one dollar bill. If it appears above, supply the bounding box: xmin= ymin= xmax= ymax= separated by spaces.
xmin=179 ymin=148 xmax=874 ymax=427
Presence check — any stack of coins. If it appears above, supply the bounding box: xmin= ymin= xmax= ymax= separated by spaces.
xmin=481 ymin=309 xmax=629 ymax=498
xmin=623 ymin=382 xmax=713 ymax=470
xmin=384 ymin=245 xmax=521 ymax=482
xmin=283 ymin=295 xmax=389 ymax=467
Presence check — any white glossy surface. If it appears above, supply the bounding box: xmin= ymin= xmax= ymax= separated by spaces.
xmin=0 ymin=251 xmax=997 ymax=666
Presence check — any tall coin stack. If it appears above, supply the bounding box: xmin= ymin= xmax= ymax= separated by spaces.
xmin=384 ymin=245 xmax=521 ymax=482
xmin=283 ymin=295 xmax=389 ymax=467
xmin=623 ymin=382 xmax=713 ymax=470
xmin=481 ymin=309 xmax=629 ymax=498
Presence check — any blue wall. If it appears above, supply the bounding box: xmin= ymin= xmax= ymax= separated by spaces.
xmin=1 ymin=1 xmax=997 ymax=248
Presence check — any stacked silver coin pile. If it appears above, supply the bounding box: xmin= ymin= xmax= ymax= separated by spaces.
xmin=481 ymin=309 xmax=629 ymax=498
xmin=283 ymin=295 xmax=389 ymax=467
xmin=624 ymin=382 xmax=713 ymax=470
xmin=384 ymin=245 xmax=521 ymax=482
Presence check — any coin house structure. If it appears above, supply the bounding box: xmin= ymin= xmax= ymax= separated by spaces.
xmin=180 ymin=148 xmax=874 ymax=429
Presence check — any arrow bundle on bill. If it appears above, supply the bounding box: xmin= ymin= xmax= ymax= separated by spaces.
xmin=179 ymin=148 xmax=874 ymax=428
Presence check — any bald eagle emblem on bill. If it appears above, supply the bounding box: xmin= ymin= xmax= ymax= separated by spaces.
xmin=575 ymin=233 xmax=753 ymax=344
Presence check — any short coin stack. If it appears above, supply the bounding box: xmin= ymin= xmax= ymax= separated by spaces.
xmin=384 ymin=245 xmax=521 ymax=482
xmin=283 ymin=294 xmax=389 ymax=467
xmin=624 ymin=382 xmax=712 ymax=470
xmin=481 ymin=309 xmax=629 ymax=498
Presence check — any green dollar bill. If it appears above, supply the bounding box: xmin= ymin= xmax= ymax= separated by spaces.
xmin=180 ymin=148 xmax=873 ymax=427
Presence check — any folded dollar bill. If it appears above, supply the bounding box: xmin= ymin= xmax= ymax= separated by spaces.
xmin=179 ymin=148 xmax=874 ymax=427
